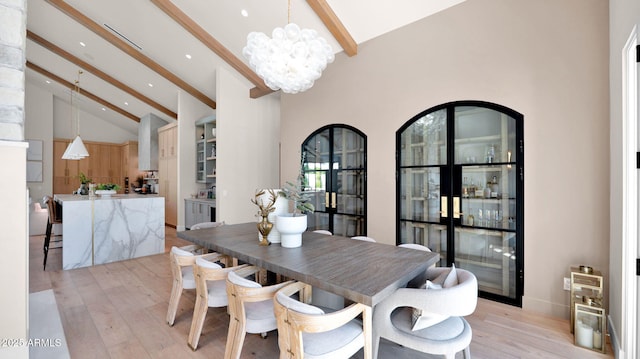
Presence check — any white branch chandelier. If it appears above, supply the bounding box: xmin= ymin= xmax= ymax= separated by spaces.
xmin=242 ymin=0 xmax=334 ymax=94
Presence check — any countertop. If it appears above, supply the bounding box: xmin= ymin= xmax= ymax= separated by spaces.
xmin=55 ymin=193 xmax=161 ymax=202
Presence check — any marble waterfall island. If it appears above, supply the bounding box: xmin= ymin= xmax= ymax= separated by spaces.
xmin=55 ymin=194 xmax=165 ymax=269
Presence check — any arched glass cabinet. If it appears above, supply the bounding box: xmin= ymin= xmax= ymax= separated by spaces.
xmin=397 ymin=101 xmax=524 ymax=306
xmin=301 ymin=125 xmax=367 ymax=237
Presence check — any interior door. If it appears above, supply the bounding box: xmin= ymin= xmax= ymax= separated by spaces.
xmin=302 ymin=125 xmax=367 ymax=237
xmin=397 ymin=101 xmax=524 ymax=306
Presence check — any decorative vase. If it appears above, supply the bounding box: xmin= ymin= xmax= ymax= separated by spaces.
xmin=257 ymin=215 xmax=272 ymax=246
xmin=256 ymin=189 xmax=288 ymax=243
xmin=275 ymin=214 xmax=307 ymax=248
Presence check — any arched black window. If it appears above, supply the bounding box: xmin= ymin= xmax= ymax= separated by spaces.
xmin=302 ymin=124 xmax=367 ymax=237
xmin=397 ymin=101 xmax=524 ymax=306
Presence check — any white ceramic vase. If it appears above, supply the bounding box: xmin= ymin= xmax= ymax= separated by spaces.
xmin=95 ymin=189 xmax=116 ymax=198
xmin=275 ymin=214 xmax=307 ymax=248
xmin=256 ymin=189 xmax=288 ymax=243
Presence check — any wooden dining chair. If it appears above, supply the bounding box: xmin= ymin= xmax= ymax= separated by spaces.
xmin=224 ymin=266 xmax=293 ymax=359
xmin=43 ymin=196 xmax=62 ymax=270
xmin=166 ymin=245 xmax=229 ymax=326
xmin=188 ymin=257 xmax=245 ymax=350
xmin=274 ymin=281 xmax=369 ymax=359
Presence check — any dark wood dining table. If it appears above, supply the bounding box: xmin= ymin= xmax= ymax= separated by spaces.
xmin=177 ymin=222 xmax=440 ymax=359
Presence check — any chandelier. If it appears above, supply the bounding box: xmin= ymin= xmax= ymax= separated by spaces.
xmin=242 ymin=0 xmax=334 ymax=94
xmin=61 ymin=70 xmax=89 ymax=160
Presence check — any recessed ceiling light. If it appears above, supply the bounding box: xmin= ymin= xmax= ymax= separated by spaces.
xmin=45 ymin=80 xmax=51 ymax=84
xmin=148 ymin=83 xmax=153 ymax=87
xmin=101 ymin=108 xmax=106 ymax=111
xmin=185 ymin=54 xmax=192 ymax=60
xmin=241 ymin=9 xmax=248 ymax=17
xmin=124 ymin=102 xmax=129 ymax=106
xmin=79 ymin=41 xmax=86 ymax=47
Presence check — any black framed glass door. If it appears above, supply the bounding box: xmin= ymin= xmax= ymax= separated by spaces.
xmin=397 ymin=101 xmax=524 ymax=306
xmin=302 ymin=125 xmax=367 ymax=237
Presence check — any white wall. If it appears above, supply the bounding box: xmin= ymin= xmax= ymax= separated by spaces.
xmin=52 ymin=96 xmax=137 ymax=143
xmin=281 ymin=0 xmax=609 ymax=318
xmin=176 ymin=90 xmax=214 ymax=231
xmin=609 ymin=0 xmax=640 ymax=357
xmin=24 ymin=82 xmax=53 ymax=204
xmin=216 ymin=66 xmax=280 ymax=224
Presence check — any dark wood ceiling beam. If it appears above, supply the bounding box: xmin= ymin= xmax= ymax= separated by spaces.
xmin=150 ymin=0 xmax=272 ymax=99
xmin=27 ymin=30 xmax=177 ymax=120
xmin=45 ymin=0 xmax=216 ymax=110
xmin=306 ymin=0 xmax=357 ymax=57
xmin=27 ymin=61 xmax=140 ymax=122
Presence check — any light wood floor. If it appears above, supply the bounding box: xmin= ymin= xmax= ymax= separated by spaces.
xmin=29 ymin=227 xmax=614 ymax=359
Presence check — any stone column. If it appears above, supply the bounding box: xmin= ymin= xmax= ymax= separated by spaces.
xmin=0 ymin=0 xmax=28 ymax=358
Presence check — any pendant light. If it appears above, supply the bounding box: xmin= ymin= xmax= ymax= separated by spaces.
xmin=242 ymin=0 xmax=334 ymax=94
xmin=62 ymin=70 xmax=89 ymax=160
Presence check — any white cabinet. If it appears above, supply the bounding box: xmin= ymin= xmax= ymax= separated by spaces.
xmin=184 ymin=199 xmax=216 ymax=229
xmin=158 ymin=123 xmax=178 ymax=227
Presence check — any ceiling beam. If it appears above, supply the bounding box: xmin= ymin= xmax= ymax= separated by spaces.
xmin=27 ymin=30 xmax=177 ymax=120
xmin=27 ymin=61 xmax=140 ymax=122
xmin=45 ymin=0 xmax=217 ymax=110
xmin=306 ymin=0 xmax=357 ymax=57
xmin=150 ymin=0 xmax=273 ymax=99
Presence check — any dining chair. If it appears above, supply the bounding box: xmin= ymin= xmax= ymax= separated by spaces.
xmin=43 ymin=196 xmax=62 ymax=270
xmin=191 ymin=221 xmax=225 ymax=230
xmin=398 ymin=243 xmax=431 ymax=252
xmin=398 ymin=243 xmax=436 ymax=287
xmin=313 ymin=230 xmax=332 ymax=235
xmin=352 ymin=236 xmax=376 ymax=242
xmin=188 ymin=257 xmax=245 ymax=350
xmin=372 ymin=266 xmax=478 ymax=359
xmin=166 ymin=245 xmax=229 ymax=326
xmin=274 ymin=281 xmax=368 ymax=359
xmin=224 ymin=266 xmax=294 ymax=359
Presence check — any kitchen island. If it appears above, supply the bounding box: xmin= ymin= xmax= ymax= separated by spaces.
xmin=55 ymin=194 xmax=165 ymax=269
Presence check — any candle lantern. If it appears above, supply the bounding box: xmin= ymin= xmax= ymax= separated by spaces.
xmin=569 ymin=266 xmax=603 ymax=333
xmin=574 ymin=300 xmax=606 ymax=353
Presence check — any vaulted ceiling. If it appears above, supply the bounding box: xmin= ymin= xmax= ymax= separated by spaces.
xmin=26 ymin=0 xmax=465 ymax=134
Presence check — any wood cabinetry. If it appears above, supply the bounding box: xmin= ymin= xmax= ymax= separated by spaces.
xmin=53 ymin=139 xmax=126 ymax=194
xmin=158 ymin=123 xmax=178 ymax=227
xmin=121 ymin=141 xmax=142 ymax=189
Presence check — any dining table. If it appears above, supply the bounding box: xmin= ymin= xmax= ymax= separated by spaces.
xmin=177 ymin=222 xmax=440 ymax=359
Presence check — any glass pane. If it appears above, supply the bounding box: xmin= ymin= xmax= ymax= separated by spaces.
xmin=304 ymin=130 xmax=331 ymax=169
xmin=400 ymin=109 xmax=447 ymax=166
xmin=336 ymin=169 xmax=364 ymax=215
xmin=308 ymin=212 xmax=329 ymax=231
xmin=399 ymin=168 xmax=441 ymax=222
xmin=454 ymin=106 xmax=517 ymax=165
xmin=399 ymin=221 xmax=447 ymax=267
xmin=334 ymin=127 xmax=365 ymax=169
xmin=305 ymin=170 xmax=328 ymax=212
xmin=455 ymin=228 xmax=516 ymax=298
xmin=460 ymin=165 xmax=516 ymax=229
xmin=333 ymin=214 xmax=364 ymax=237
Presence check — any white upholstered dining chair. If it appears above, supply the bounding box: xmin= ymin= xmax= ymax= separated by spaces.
xmin=274 ymin=281 xmax=369 ymax=359
xmin=372 ymin=266 xmax=478 ymax=359
xmin=188 ymin=257 xmax=244 ymax=350
xmin=313 ymin=230 xmax=333 ymax=235
xmin=224 ymin=266 xmax=293 ymax=359
xmin=166 ymin=245 xmax=229 ymax=326
xmin=351 ymin=236 xmax=376 ymax=242
xmin=190 ymin=221 xmax=225 ymax=230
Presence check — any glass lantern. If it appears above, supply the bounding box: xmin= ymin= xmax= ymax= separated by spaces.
xmin=574 ymin=301 xmax=606 ymax=353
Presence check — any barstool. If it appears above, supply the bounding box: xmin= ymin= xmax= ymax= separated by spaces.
xmin=43 ymin=196 xmax=62 ymax=270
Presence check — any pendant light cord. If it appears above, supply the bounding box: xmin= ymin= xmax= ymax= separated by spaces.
xmin=74 ymin=70 xmax=83 ymax=137
xmin=288 ymin=0 xmax=291 ymax=24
